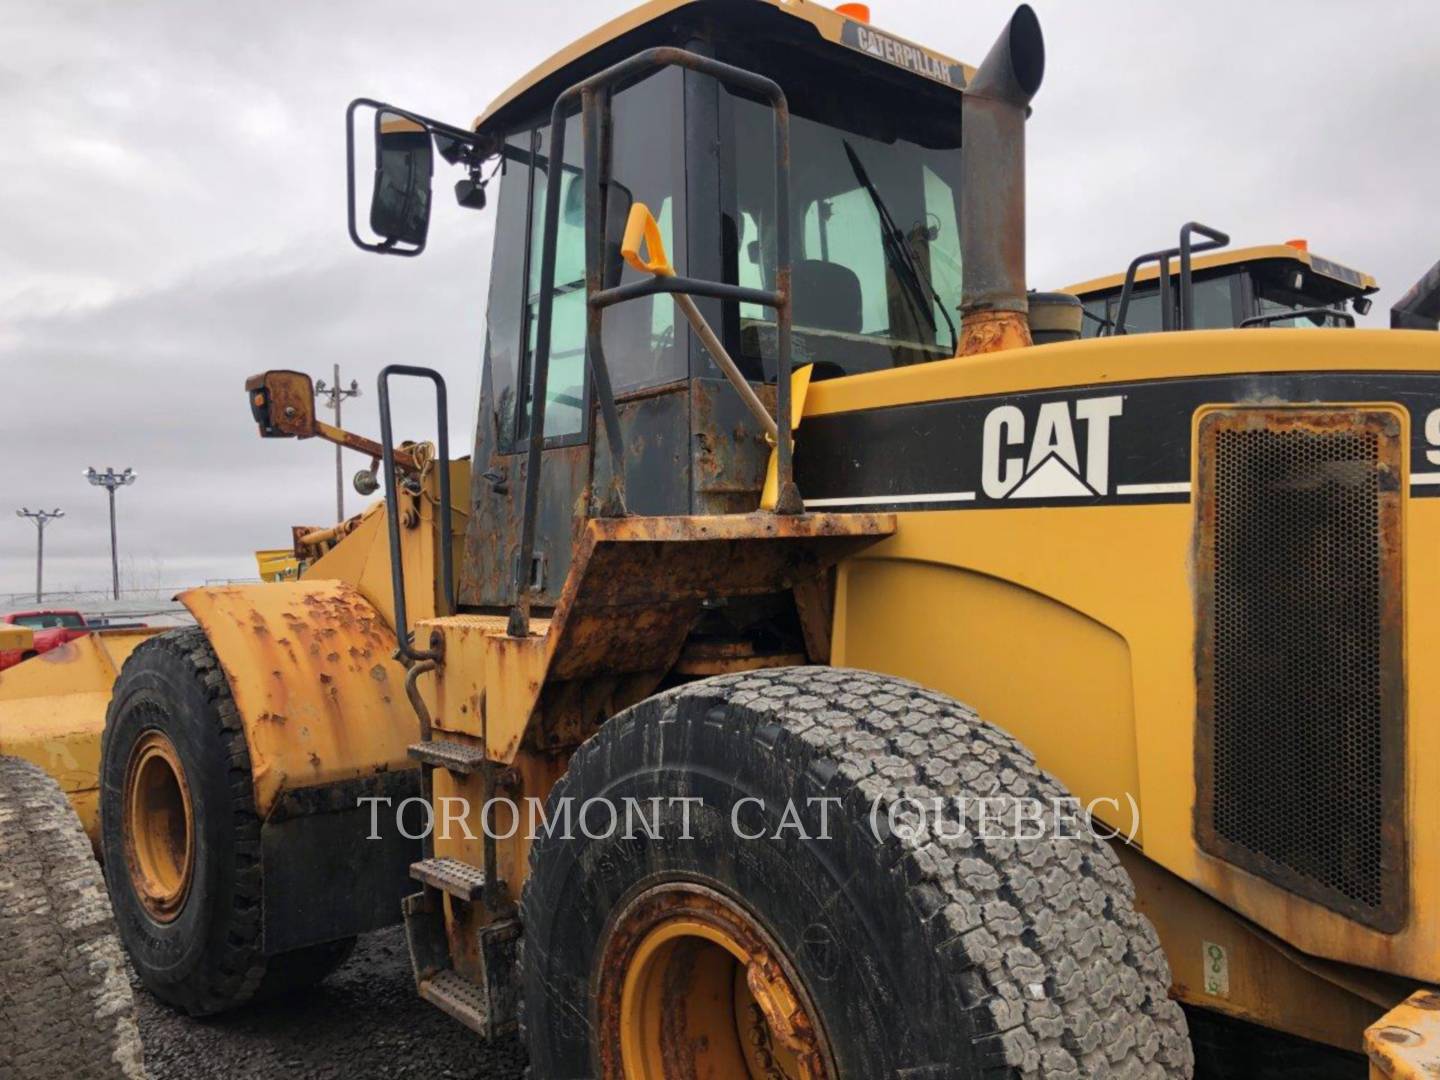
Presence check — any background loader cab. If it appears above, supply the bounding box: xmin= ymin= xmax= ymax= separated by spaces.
xmin=1067 ymin=227 xmax=1380 ymax=337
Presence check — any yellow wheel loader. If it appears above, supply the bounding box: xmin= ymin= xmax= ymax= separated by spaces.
xmin=49 ymin=0 xmax=1440 ymax=1075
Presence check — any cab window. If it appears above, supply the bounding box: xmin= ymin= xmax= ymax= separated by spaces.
xmin=513 ymin=67 xmax=687 ymax=444
xmin=725 ymin=86 xmax=963 ymax=376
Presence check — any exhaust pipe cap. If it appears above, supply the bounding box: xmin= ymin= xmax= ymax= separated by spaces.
xmin=968 ymin=4 xmax=1045 ymax=106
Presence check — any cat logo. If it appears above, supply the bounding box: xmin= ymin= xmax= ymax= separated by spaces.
xmin=981 ymin=395 xmax=1125 ymax=499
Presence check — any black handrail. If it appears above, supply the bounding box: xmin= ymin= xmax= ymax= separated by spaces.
xmin=1112 ymin=222 xmax=1229 ymax=335
xmin=1178 ymin=222 xmax=1229 ymax=330
xmin=508 ymin=47 xmax=796 ymax=638
xmin=378 ymin=364 xmax=453 ymax=663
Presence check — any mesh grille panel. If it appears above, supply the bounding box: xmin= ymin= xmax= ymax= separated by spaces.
xmin=1196 ymin=408 xmax=1405 ymax=930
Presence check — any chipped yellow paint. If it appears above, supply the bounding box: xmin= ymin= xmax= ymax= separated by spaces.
xmin=180 ymin=581 xmax=419 ymax=818
xmin=1366 ymin=991 xmax=1440 ymax=1079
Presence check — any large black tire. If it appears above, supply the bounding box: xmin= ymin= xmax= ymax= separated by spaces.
xmin=100 ymin=627 xmax=355 ymax=1016
xmin=0 ymin=756 xmax=146 ymax=1079
xmin=520 ymin=667 xmax=1193 ymax=1078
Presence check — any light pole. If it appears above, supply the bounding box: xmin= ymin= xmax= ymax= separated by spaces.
xmin=84 ymin=467 xmax=137 ymax=600
xmin=316 ymin=365 xmax=361 ymax=522
xmin=16 ymin=508 xmax=64 ymax=603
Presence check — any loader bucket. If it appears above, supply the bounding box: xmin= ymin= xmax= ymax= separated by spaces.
xmin=0 ymin=628 xmax=163 ymax=850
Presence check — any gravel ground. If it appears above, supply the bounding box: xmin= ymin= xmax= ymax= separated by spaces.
xmin=132 ymin=927 xmax=528 ymax=1079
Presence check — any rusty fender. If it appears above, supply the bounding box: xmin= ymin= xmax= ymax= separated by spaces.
xmin=180 ymin=580 xmax=424 ymax=952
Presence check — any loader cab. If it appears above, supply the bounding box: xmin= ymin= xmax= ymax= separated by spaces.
xmin=1067 ymin=242 xmax=1379 ymax=337
xmin=438 ymin=1 xmax=973 ymax=608
xmin=340 ymin=0 xmax=1048 ymax=622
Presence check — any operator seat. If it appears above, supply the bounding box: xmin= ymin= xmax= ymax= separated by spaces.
xmin=792 ymin=259 xmax=863 ymax=334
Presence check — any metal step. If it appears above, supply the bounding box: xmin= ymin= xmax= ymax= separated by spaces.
xmin=410 ymin=857 xmax=487 ymax=901
xmin=408 ymin=739 xmax=488 ymax=774
xmin=418 ymin=968 xmax=491 ymax=1036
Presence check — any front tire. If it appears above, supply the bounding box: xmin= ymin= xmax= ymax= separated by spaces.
xmin=520 ymin=667 xmax=1192 ymax=1078
xmin=100 ymin=627 xmax=354 ymax=1016
xmin=0 ymin=756 xmax=145 ymax=1079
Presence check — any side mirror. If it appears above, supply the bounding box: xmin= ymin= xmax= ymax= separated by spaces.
xmin=246 ymin=370 xmax=317 ymax=438
xmin=1354 ymin=296 xmax=1374 ymax=317
xmin=347 ymin=101 xmax=434 ymax=256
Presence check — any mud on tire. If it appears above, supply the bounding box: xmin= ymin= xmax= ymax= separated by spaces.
xmin=0 ymin=755 xmax=146 ymax=1079
xmin=100 ymin=626 xmax=354 ymax=1016
xmin=520 ymin=667 xmax=1193 ymax=1078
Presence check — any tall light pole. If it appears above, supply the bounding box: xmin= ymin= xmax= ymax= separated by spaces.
xmin=16 ymin=508 xmax=64 ymax=604
xmin=316 ymin=365 xmax=361 ymax=522
xmin=84 ymin=467 xmax=137 ymax=600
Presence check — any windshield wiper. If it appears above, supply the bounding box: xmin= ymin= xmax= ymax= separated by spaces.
xmin=841 ymin=140 xmax=958 ymax=355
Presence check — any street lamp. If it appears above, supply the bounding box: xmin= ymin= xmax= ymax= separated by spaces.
xmin=316 ymin=366 xmax=362 ymax=522
xmin=84 ymin=467 xmax=137 ymax=600
xmin=16 ymin=508 xmax=64 ymax=603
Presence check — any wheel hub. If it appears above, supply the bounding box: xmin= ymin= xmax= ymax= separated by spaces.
xmin=596 ymin=882 xmax=831 ymax=1080
xmin=122 ymin=729 xmax=195 ymax=922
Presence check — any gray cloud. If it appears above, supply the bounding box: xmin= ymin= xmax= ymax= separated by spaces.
xmin=4 ymin=0 xmax=1438 ymax=594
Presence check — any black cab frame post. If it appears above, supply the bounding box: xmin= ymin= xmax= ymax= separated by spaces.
xmin=378 ymin=364 xmax=453 ymax=663
xmin=507 ymin=47 xmax=796 ymax=639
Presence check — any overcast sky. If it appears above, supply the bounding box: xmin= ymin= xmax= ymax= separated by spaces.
xmin=3 ymin=0 xmax=1437 ymax=597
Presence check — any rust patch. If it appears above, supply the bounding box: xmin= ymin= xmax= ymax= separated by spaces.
xmin=593 ymin=882 xmax=831 ymax=1080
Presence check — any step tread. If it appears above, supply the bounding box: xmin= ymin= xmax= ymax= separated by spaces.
xmin=407 ymin=739 xmax=488 ymax=773
xmin=419 ymin=969 xmax=489 ymax=1035
xmin=410 ymin=857 xmax=487 ymax=901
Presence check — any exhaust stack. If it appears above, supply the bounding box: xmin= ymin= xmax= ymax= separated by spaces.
xmin=1391 ymin=259 xmax=1440 ymax=331
xmin=959 ymin=4 xmax=1045 ymax=355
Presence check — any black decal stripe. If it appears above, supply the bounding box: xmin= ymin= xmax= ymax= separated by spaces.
xmin=795 ymin=371 xmax=1440 ymax=511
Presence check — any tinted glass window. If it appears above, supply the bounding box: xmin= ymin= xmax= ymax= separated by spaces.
xmin=517 ymin=67 xmax=687 ymax=443
xmin=480 ymin=132 xmax=531 ymax=448
xmin=13 ymin=613 xmax=82 ymax=629
xmin=1109 ymin=287 xmax=1165 ymax=335
xmin=1252 ymin=266 xmax=1350 ymax=327
xmin=1080 ymin=298 xmax=1109 ymax=338
xmin=727 ymin=90 xmax=963 ymax=375
xmin=1189 ymin=276 xmax=1235 ymax=329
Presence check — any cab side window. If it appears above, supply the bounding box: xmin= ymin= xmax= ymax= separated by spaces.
xmin=481 ymin=132 xmax=533 ymax=448
xmin=513 ymin=66 xmax=687 ymax=446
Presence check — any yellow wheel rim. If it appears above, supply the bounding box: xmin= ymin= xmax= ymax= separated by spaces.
xmin=597 ymin=883 xmax=831 ymax=1080
xmin=122 ymin=729 xmax=195 ymax=923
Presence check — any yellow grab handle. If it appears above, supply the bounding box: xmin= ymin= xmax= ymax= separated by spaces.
xmin=620 ymin=202 xmax=673 ymax=277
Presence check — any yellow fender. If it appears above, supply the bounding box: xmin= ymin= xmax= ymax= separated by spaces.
xmin=178 ymin=579 xmax=419 ymax=820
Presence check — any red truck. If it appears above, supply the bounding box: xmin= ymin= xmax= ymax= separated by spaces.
xmin=0 ymin=610 xmax=92 ymax=670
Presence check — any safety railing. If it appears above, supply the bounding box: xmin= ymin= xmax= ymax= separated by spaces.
xmin=377 ymin=364 xmax=453 ymax=662
xmin=1112 ymin=222 xmax=1230 ymax=335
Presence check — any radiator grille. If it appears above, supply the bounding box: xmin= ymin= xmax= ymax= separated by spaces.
xmin=1195 ymin=408 xmax=1406 ymax=930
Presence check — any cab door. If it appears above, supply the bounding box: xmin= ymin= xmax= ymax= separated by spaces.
xmin=459 ymin=69 xmax=690 ymax=610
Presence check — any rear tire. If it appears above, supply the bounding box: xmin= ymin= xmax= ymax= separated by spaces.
xmin=0 ymin=756 xmax=145 ymax=1079
xmin=520 ymin=667 xmax=1193 ymax=1078
xmin=100 ymin=626 xmax=354 ymax=1016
